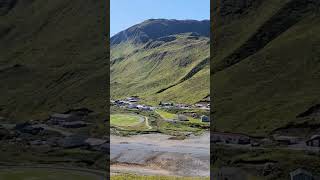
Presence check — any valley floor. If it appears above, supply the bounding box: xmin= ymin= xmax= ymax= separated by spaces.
xmin=110 ymin=132 xmax=210 ymax=177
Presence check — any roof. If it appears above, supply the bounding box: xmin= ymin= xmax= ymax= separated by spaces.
xmin=50 ymin=113 xmax=72 ymax=118
xmin=290 ymin=168 xmax=313 ymax=177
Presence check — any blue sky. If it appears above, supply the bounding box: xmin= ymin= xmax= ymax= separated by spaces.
xmin=110 ymin=0 xmax=210 ymax=36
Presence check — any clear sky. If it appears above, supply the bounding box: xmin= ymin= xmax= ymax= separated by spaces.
xmin=110 ymin=0 xmax=210 ymax=37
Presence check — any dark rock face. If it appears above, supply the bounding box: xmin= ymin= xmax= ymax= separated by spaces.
xmin=110 ymin=19 xmax=210 ymax=45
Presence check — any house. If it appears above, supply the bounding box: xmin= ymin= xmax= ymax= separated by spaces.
xmin=201 ymin=115 xmax=209 ymax=122
xmin=49 ymin=113 xmax=78 ymax=125
xmin=306 ymin=135 xmax=320 ymax=147
xmin=126 ymin=96 xmax=139 ymax=102
xmin=137 ymin=105 xmax=151 ymax=111
xmin=273 ymin=135 xmax=299 ymax=145
xmin=177 ymin=114 xmax=188 ymax=121
xmin=290 ymin=168 xmax=313 ymax=180
xmin=61 ymin=121 xmax=87 ymax=128
xmin=127 ymin=104 xmax=138 ymax=109
xmin=212 ymin=132 xmax=251 ymax=144
xmin=159 ymin=102 xmax=174 ymax=107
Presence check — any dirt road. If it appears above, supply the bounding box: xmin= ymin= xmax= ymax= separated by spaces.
xmin=110 ymin=132 xmax=210 ymax=177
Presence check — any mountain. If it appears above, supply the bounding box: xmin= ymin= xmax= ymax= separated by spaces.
xmin=110 ymin=19 xmax=210 ymax=105
xmin=212 ymin=0 xmax=320 ymax=136
xmin=0 ymin=0 xmax=108 ymax=120
xmin=111 ymin=19 xmax=210 ymax=45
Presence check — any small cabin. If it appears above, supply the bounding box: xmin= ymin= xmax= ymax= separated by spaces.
xmin=159 ymin=102 xmax=174 ymax=107
xmin=201 ymin=115 xmax=209 ymax=122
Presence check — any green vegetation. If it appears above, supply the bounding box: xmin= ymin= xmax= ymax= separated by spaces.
xmin=0 ymin=0 xmax=107 ymax=120
xmin=155 ymin=109 xmax=207 ymax=135
xmin=111 ymin=174 xmax=209 ymax=180
xmin=111 ymin=20 xmax=210 ymax=105
xmin=213 ymin=145 xmax=320 ymax=180
xmin=0 ymin=143 xmax=107 ymax=171
xmin=111 ymin=114 xmax=143 ymax=127
xmin=0 ymin=168 xmax=103 ymax=180
xmin=212 ymin=0 xmax=320 ymax=136
xmin=155 ymin=109 xmax=177 ymax=120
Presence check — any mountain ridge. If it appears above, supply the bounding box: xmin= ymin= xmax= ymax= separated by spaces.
xmin=110 ymin=19 xmax=210 ymax=105
xmin=111 ymin=19 xmax=210 ymax=46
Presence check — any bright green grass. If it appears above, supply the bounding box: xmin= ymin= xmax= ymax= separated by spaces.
xmin=212 ymin=0 xmax=320 ymax=136
xmin=155 ymin=110 xmax=177 ymax=120
xmin=156 ymin=109 xmax=205 ymax=124
xmin=111 ymin=114 xmax=143 ymax=127
xmin=111 ymin=174 xmax=209 ymax=180
xmin=110 ymin=34 xmax=209 ymax=105
xmin=0 ymin=168 xmax=103 ymax=180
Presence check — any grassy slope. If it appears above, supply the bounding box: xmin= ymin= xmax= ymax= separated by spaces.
xmin=212 ymin=0 xmax=320 ymax=136
xmin=0 ymin=0 xmax=108 ymax=120
xmin=111 ymin=33 xmax=210 ymax=105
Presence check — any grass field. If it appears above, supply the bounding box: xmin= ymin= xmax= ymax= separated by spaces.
xmin=111 ymin=174 xmax=209 ymax=180
xmin=0 ymin=168 xmax=103 ymax=180
xmin=155 ymin=110 xmax=177 ymax=120
xmin=111 ymin=114 xmax=144 ymax=127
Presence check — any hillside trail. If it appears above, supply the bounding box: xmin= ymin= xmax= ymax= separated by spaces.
xmin=144 ymin=116 xmax=152 ymax=130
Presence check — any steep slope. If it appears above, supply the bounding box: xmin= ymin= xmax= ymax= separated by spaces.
xmin=110 ymin=19 xmax=210 ymax=105
xmin=212 ymin=0 xmax=320 ymax=135
xmin=0 ymin=0 xmax=108 ymax=120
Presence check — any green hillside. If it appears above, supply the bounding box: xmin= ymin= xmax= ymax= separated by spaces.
xmin=212 ymin=0 xmax=320 ymax=136
xmin=111 ymin=19 xmax=210 ymax=105
xmin=0 ymin=0 xmax=108 ymax=120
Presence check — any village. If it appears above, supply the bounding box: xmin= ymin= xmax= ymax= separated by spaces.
xmin=111 ymin=96 xmax=210 ymax=123
xmin=0 ymin=108 xmax=109 ymax=156
xmin=212 ymin=129 xmax=320 ymax=180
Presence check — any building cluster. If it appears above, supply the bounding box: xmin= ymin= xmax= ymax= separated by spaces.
xmin=111 ymin=97 xmax=154 ymax=111
xmin=211 ymin=132 xmax=251 ymax=145
xmin=48 ymin=108 xmax=91 ymax=128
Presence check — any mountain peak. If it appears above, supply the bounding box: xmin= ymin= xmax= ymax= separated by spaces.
xmin=110 ymin=19 xmax=210 ymax=46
